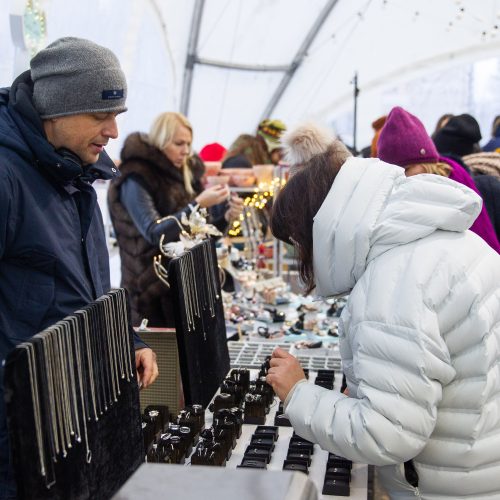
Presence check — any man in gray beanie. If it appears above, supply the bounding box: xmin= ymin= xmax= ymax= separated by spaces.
xmin=30 ymin=36 xmax=128 ymax=166
xmin=0 ymin=37 xmax=157 ymax=498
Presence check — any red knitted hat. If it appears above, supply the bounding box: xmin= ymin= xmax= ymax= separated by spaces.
xmin=199 ymin=142 xmax=227 ymax=162
xmin=377 ymin=107 xmax=439 ymax=167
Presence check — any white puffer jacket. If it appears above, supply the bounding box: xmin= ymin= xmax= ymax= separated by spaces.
xmin=285 ymin=157 xmax=500 ymax=499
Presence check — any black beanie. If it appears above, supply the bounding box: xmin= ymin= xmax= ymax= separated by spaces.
xmin=222 ymin=154 xmax=252 ymax=169
xmin=432 ymin=114 xmax=482 ymax=157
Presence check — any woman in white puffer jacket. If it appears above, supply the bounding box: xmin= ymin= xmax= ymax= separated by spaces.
xmin=266 ymin=124 xmax=500 ymax=499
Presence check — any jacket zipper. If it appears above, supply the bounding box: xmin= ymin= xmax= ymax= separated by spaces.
xmin=404 ymin=460 xmax=421 ymax=498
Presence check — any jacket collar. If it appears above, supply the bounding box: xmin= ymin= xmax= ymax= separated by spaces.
xmin=82 ymin=150 xmax=119 ymax=182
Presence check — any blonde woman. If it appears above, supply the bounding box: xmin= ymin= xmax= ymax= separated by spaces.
xmin=108 ymin=112 xmax=242 ymax=327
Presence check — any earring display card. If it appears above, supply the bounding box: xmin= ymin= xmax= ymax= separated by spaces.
xmin=4 ymin=289 xmax=144 ymax=500
xmin=169 ymin=239 xmax=230 ymax=407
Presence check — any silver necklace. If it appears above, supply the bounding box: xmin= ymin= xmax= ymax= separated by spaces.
xmin=72 ymin=316 xmax=92 ymax=463
xmin=18 ymin=343 xmax=49 ymax=482
xmin=114 ymin=289 xmax=134 ymax=379
xmin=39 ymin=332 xmax=60 ymax=459
xmin=79 ymin=309 xmax=99 ymax=421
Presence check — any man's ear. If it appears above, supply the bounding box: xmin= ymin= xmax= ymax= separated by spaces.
xmin=42 ymin=117 xmax=61 ymax=146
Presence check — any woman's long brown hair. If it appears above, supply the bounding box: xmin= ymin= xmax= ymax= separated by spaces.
xmin=271 ymin=141 xmax=350 ymax=293
xmin=223 ymin=134 xmax=270 ymax=165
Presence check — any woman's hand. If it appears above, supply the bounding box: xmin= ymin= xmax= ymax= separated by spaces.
xmin=195 ymin=184 xmax=230 ymax=208
xmin=224 ymin=194 xmax=244 ymax=222
xmin=266 ymin=347 xmax=306 ymax=401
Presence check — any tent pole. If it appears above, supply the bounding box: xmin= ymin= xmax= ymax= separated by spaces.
xmin=259 ymin=0 xmax=341 ymax=121
xmin=352 ymin=72 xmax=359 ymax=154
xmin=180 ymin=0 xmax=206 ymax=115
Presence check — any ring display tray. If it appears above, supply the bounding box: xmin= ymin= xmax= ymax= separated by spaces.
xmin=228 ymin=340 xmax=341 ymax=371
xmin=199 ymin=368 xmax=370 ymax=499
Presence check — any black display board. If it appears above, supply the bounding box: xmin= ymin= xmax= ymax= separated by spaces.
xmin=169 ymin=239 xmax=230 ymax=407
xmin=3 ymin=289 xmax=144 ymax=500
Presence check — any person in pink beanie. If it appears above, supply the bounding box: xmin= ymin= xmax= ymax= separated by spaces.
xmin=377 ymin=106 xmax=500 ymax=252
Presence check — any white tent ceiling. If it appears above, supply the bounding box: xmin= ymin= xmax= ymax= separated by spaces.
xmin=2 ymin=0 xmax=500 ymax=158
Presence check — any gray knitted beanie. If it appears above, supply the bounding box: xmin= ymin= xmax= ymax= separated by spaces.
xmin=30 ymin=37 xmax=127 ymax=119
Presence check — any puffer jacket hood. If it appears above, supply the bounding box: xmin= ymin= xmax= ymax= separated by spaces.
xmin=313 ymin=157 xmax=482 ymax=297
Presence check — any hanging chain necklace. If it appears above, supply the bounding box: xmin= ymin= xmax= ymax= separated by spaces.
xmin=14 ymin=289 xmax=135 ymax=488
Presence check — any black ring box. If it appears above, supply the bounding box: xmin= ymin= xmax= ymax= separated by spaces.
xmin=327 ymin=453 xmax=352 ymax=469
xmin=254 ymin=425 xmax=279 ymax=441
xmin=283 ymin=460 xmax=308 ymax=475
xmin=286 ymin=451 xmax=311 ymax=467
xmin=243 ymin=446 xmax=272 ymax=464
xmin=322 ymin=478 xmax=350 ymax=496
xmin=250 ymin=436 xmax=275 ymax=451
xmin=237 ymin=459 xmax=267 ymax=470
xmin=325 ymin=466 xmax=351 ymax=482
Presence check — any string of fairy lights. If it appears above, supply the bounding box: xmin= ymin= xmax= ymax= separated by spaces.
xmin=227 ymin=177 xmax=286 ymax=237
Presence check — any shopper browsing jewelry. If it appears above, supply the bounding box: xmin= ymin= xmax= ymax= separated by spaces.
xmin=265 ymin=123 xmax=500 ymax=498
xmin=0 ymin=38 xmax=158 ymax=500
xmin=108 ymin=112 xmax=243 ymax=328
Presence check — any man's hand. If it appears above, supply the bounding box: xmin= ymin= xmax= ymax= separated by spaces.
xmin=266 ymin=347 xmax=306 ymax=401
xmin=135 ymin=348 xmax=158 ymax=389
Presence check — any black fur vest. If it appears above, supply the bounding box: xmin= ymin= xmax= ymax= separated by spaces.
xmin=107 ymin=132 xmax=203 ymax=326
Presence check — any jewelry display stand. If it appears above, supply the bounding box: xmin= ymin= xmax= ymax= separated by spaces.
xmin=168 ymin=239 xmax=230 ymax=407
xmin=116 ymin=364 xmax=372 ymax=499
xmin=4 ymin=289 xmax=144 ymax=500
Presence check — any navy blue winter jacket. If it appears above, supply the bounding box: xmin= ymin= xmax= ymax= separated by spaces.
xmin=0 ymin=71 xmax=146 ymax=356
xmin=0 ymin=71 xmax=147 ymax=498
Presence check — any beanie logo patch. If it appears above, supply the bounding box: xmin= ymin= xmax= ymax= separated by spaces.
xmin=102 ymin=89 xmax=124 ymax=100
